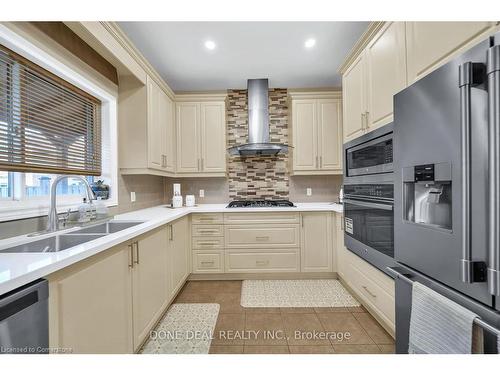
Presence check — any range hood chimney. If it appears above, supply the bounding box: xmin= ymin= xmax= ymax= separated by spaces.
xmin=227 ymin=79 xmax=289 ymax=156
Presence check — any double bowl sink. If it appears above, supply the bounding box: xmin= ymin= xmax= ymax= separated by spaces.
xmin=0 ymin=220 xmax=145 ymax=254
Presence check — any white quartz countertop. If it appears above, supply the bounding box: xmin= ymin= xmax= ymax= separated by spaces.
xmin=0 ymin=202 xmax=343 ymax=295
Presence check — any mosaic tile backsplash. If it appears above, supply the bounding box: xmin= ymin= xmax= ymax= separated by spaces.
xmin=227 ymin=88 xmax=289 ymax=200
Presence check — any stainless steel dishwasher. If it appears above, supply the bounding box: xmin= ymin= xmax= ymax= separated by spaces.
xmin=0 ymin=279 xmax=49 ymax=354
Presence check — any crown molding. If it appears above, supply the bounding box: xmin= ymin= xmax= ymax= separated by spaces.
xmin=288 ymin=89 xmax=342 ymax=100
xmin=100 ymin=21 xmax=176 ymax=100
xmin=175 ymin=92 xmax=228 ymax=102
xmin=338 ymin=22 xmax=386 ymax=75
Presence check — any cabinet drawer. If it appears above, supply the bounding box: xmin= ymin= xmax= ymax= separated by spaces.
xmin=192 ymin=224 xmax=224 ymax=237
xmin=191 ymin=213 xmax=223 ymax=224
xmin=225 ymin=224 xmax=300 ymax=248
xmin=192 ymin=236 xmax=224 ymax=249
xmin=343 ymin=247 xmax=394 ymax=296
xmin=346 ymin=261 xmax=395 ymax=326
xmin=225 ymin=250 xmax=299 ymax=273
xmin=224 ymin=212 xmax=300 ymax=224
xmin=192 ymin=251 xmax=224 ymax=273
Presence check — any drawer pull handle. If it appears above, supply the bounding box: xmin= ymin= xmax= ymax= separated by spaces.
xmin=198 ymin=242 xmax=218 ymax=245
xmin=201 ymin=261 xmax=215 ymax=266
xmin=198 ymin=217 xmax=215 ymax=221
xmin=256 ymin=260 xmax=270 ymax=266
xmin=255 ymin=236 xmax=270 ymax=241
xmin=198 ymin=230 xmax=218 ymax=234
xmin=362 ymin=285 xmax=377 ymax=298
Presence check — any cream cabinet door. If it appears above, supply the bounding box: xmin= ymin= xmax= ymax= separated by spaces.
xmin=292 ymin=99 xmax=318 ymax=170
xmin=169 ymin=216 xmax=190 ymax=298
xmin=132 ymin=227 xmax=169 ymax=350
xmin=406 ymin=22 xmax=497 ymax=83
xmin=48 ymin=244 xmax=134 ymax=354
xmin=161 ymin=90 xmax=175 ymax=172
xmin=147 ymin=77 xmax=164 ymax=171
xmin=317 ymin=99 xmax=342 ymax=170
xmin=300 ymin=212 xmax=333 ymax=272
xmin=200 ymin=102 xmax=226 ymax=173
xmin=366 ymin=22 xmax=407 ymax=130
xmin=342 ymin=53 xmax=366 ymax=142
xmin=176 ymin=102 xmax=200 ymax=173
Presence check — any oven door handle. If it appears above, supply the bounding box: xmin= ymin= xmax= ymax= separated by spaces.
xmin=343 ymin=198 xmax=393 ymax=211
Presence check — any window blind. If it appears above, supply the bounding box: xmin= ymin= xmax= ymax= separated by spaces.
xmin=0 ymin=44 xmax=102 ymax=176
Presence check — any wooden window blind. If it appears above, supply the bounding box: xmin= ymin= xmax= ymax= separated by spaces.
xmin=0 ymin=44 xmax=102 ymax=176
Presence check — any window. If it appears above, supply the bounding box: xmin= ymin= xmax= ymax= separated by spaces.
xmin=0 ymin=43 xmax=102 ymax=175
xmin=0 ymin=24 xmax=117 ymax=221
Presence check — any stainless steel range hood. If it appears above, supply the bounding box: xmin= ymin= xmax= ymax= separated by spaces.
xmin=227 ymin=79 xmax=290 ymax=156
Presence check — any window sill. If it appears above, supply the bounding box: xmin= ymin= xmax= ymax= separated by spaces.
xmin=0 ymin=198 xmax=118 ymax=223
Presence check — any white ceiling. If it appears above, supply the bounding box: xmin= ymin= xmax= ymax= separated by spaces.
xmin=118 ymin=22 xmax=369 ymax=91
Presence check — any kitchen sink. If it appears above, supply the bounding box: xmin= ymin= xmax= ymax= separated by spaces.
xmin=0 ymin=220 xmax=145 ymax=253
xmin=0 ymin=234 xmax=105 ymax=253
xmin=70 ymin=220 xmax=144 ymax=234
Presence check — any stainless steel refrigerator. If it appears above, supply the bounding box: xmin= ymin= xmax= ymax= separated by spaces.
xmin=392 ymin=32 xmax=500 ymax=353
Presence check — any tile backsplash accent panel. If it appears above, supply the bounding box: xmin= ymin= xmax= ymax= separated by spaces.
xmin=227 ymin=88 xmax=289 ymax=200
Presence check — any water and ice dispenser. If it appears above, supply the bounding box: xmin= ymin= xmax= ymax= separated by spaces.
xmin=403 ymin=163 xmax=452 ymax=230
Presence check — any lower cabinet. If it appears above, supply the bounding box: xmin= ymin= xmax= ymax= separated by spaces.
xmin=47 ymin=243 xmax=134 ymax=354
xmin=300 ymin=212 xmax=333 ymax=272
xmin=48 ymin=219 xmax=190 ymax=353
xmin=168 ymin=216 xmax=190 ymax=298
xmin=131 ymin=226 xmax=169 ymax=350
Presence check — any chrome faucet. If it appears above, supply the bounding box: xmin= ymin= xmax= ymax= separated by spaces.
xmin=47 ymin=176 xmax=95 ymax=232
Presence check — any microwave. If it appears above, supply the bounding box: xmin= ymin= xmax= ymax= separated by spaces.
xmin=344 ymin=123 xmax=393 ymax=181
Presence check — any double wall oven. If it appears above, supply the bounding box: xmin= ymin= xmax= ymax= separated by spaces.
xmin=343 ymin=123 xmax=395 ymax=273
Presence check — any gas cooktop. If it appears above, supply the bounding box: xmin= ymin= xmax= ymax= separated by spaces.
xmin=226 ymin=200 xmax=295 ymax=208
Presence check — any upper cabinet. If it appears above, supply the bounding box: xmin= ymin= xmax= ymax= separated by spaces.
xmin=340 ymin=22 xmax=500 ymax=143
xmin=289 ymin=92 xmax=343 ymax=175
xmin=365 ymin=22 xmax=407 ymax=131
xmin=342 ymin=54 xmax=367 ymax=142
xmin=120 ymin=75 xmax=176 ymax=176
xmin=175 ymin=97 xmax=227 ymax=176
xmin=406 ymin=22 xmax=499 ymax=84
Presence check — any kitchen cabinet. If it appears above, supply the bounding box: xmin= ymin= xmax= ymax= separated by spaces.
xmin=168 ymin=216 xmax=190 ymax=297
xmin=342 ymin=54 xmax=367 ymax=142
xmin=120 ymin=75 xmax=175 ymax=176
xmin=289 ymin=92 xmax=342 ymax=174
xmin=406 ymin=22 xmax=499 ymax=84
xmin=365 ymin=22 xmax=407 ymax=130
xmin=48 ymin=222 xmax=190 ymax=353
xmin=300 ymin=212 xmax=333 ymax=272
xmin=175 ymin=98 xmax=226 ymax=176
xmin=47 ymin=243 xmax=134 ymax=354
xmin=131 ymin=226 xmax=170 ymax=350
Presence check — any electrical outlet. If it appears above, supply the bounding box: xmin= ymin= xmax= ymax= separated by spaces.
xmin=130 ymin=191 xmax=136 ymax=202
xmin=199 ymin=189 xmax=205 ymax=198
xmin=306 ymin=188 xmax=312 ymax=196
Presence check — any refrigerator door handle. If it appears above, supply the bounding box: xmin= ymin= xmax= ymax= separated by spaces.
xmin=459 ymin=61 xmax=488 ymax=284
xmin=487 ymin=45 xmax=500 ymax=296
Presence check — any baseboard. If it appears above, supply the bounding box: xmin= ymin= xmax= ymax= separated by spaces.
xmin=188 ymin=272 xmax=338 ymax=281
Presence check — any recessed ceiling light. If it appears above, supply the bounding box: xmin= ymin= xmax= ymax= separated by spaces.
xmin=305 ymin=38 xmax=316 ymax=49
xmin=204 ymin=40 xmax=216 ymax=50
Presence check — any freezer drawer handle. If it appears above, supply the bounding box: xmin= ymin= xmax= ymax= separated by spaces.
xmin=458 ymin=61 xmax=488 ymax=284
xmin=487 ymin=45 xmax=500 ymax=296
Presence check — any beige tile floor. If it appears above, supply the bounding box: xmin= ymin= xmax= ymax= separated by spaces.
xmin=173 ymin=280 xmax=395 ymax=354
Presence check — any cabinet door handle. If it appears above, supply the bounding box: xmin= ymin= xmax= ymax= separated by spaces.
xmin=256 ymin=260 xmax=269 ymax=266
xmin=201 ymin=158 xmax=204 ymax=171
xmin=362 ymin=285 xmax=376 ymax=298
xmin=316 ymin=155 xmax=319 ymax=168
xmin=201 ymin=261 xmax=215 ymax=265
xmin=169 ymin=225 xmax=174 ymax=241
xmin=128 ymin=243 xmax=134 ymax=268
xmin=365 ymin=111 xmax=370 ymax=129
xmin=134 ymin=241 xmax=139 ymax=265
xmin=319 ymin=156 xmax=322 ymax=168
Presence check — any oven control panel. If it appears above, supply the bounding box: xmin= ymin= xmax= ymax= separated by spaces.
xmin=344 ymin=184 xmax=394 ymax=200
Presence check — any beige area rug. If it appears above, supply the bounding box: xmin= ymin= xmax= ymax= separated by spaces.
xmin=241 ymin=279 xmax=361 ymax=308
xmin=141 ymin=303 xmax=220 ymax=354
